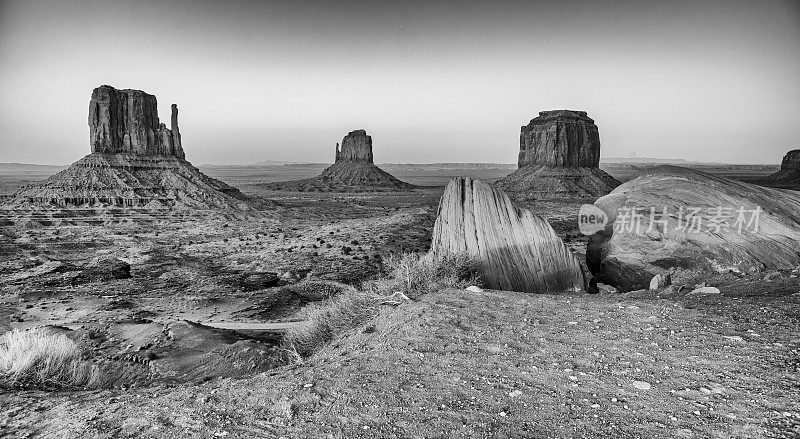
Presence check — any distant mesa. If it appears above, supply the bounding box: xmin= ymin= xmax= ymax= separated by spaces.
xmin=497 ymin=110 xmax=620 ymax=201
xmin=6 ymin=85 xmax=247 ymax=211
xmin=588 ymin=166 xmax=800 ymax=292
xmin=262 ymin=129 xmax=414 ymax=192
xmin=760 ymin=149 xmax=800 ymax=190
xmin=781 ymin=149 xmax=800 ymax=172
xmin=430 ymin=177 xmax=585 ymax=294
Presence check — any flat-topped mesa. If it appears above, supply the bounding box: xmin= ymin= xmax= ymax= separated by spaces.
xmin=497 ymin=109 xmax=619 ymax=201
xmin=780 ymin=150 xmax=800 ymax=171
xmin=335 ymin=129 xmax=374 ymax=163
xmin=88 ymin=85 xmax=185 ymax=159
xmin=519 ymin=110 xmax=600 ymax=168
xmin=760 ymin=149 xmax=800 ymax=190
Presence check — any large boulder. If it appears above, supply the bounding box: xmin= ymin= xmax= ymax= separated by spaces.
xmin=497 ymin=110 xmax=620 ymax=201
xmin=430 ymin=177 xmax=585 ymax=294
xmin=588 ymin=166 xmax=800 ymax=292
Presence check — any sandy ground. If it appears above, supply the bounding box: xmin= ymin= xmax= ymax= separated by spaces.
xmin=0 ymin=166 xmax=798 ymax=438
xmin=1 ymin=286 xmax=798 ymax=438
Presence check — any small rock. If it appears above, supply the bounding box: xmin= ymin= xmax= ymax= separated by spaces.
xmin=688 ymin=286 xmax=720 ymax=295
xmin=596 ymin=283 xmax=618 ymax=293
xmin=109 ymin=259 xmax=131 ymax=279
xmin=633 ymin=380 xmax=651 ymax=390
xmin=649 ymin=274 xmax=671 ymax=290
xmin=722 ymin=335 xmax=744 ymax=342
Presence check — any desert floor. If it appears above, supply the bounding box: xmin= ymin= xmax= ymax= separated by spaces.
xmin=0 ymin=165 xmax=798 ymax=438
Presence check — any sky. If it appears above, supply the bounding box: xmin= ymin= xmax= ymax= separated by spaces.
xmin=0 ymin=0 xmax=799 ymax=165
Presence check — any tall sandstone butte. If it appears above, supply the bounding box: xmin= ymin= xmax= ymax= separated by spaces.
xmin=430 ymin=177 xmax=585 ymax=294
xmin=7 ymin=85 xmax=245 ymax=210
xmin=89 ymin=85 xmax=185 ymax=158
xmin=498 ymin=110 xmax=619 ymax=201
xmin=263 ymin=129 xmax=414 ymax=191
xmin=334 ymin=129 xmax=373 ymax=163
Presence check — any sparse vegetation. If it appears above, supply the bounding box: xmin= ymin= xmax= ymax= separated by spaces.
xmin=0 ymin=328 xmax=101 ymax=388
xmin=283 ymin=291 xmax=380 ymax=357
xmin=368 ymin=252 xmax=482 ymax=299
xmin=283 ymin=252 xmax=481 ymax=358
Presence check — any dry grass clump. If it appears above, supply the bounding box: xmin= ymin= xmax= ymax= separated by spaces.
xmin=0 ymin=328 xmax=101 ymax=388
xmin=283 ymin=291 xmax=380 ymax=358
xmin=279 ymin=279 xmax=357 ymax=301
xmin=283 ymin=252 xmax=481 ymax=359
xmin=368 ymin=252 xmax=482 ymax=298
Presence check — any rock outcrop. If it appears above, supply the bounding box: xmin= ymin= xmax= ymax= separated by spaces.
xmin=497 ymin=110 xmax=620 ymax=201
xmin=6 ymin=85 xmax=247 ymax=211
xmin=263 ymin=129 xmax=414 ymax=192
xmin=587 ymin=166 xmax=800 ymax=292
xmin=429 ymin=177 xmax=585 ymax=294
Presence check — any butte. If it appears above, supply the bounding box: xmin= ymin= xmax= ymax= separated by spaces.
xmin=6 ymin=85 xmax=247 ymax=211
xmin=496 ymin=110 xmax=620 ymax=202
xmin=263 ymin=129 xmax=414 ymax=192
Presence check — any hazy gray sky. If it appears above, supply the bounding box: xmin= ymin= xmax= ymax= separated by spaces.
xmin=1 ymin=0 xmax=799 ymax=165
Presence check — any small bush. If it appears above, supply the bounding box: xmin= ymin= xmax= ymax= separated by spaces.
xmin=0 ymin=328 xmax=101 ymax=388
xmin=368 ymin=252 xmax=482 ymax=298
xmin=283 ymin=291 xmax=380 ymax=358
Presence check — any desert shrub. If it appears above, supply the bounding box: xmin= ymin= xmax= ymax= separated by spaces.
xmin=279 ymin=280 xmax=357 ymax=301
xmin=0 ymin=328 xmax=101 ymax=388
xmin=283 ymin=290 xmax=379 ymax=358
xmin=368 ymin=252 xmax=482 ymax=298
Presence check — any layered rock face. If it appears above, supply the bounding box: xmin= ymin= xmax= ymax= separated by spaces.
xmin=89 ymin=85 xmax=185 ymax=159
xmin=430 ymin=177 xmax=585 ymax=294
xmin=12 ymin=154 xmax=245 ymax=210
xmin=335 ymin=129 xmax=374 ymax=163
xmin=263 ymin=129 xmax=414 ymax=192
xmin=498 ymin=110 xmax=619 ymax=201
xmin=518 ymin=110 xmax=600 ymax=168
xmin=588 ymin=166 xmax=800 ymax=292
xmin=7 ymin=85 xmax=247 ymax=211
